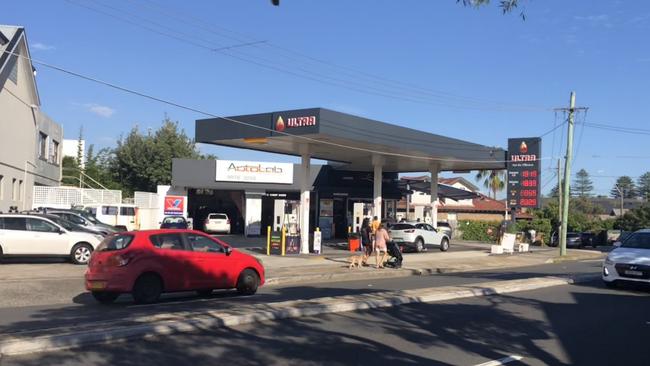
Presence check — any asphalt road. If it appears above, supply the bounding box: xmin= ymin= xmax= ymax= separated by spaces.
xmin=0 ymin=260 xmax=602 ymax=336
xmin=4 ymin=262 xmax=649 ymax=366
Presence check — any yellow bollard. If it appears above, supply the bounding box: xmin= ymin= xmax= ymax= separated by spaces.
xmin=281 ymin=226 xmax=286 ymax=256
xmin=266 ymin=225 xmax=271 ymax=255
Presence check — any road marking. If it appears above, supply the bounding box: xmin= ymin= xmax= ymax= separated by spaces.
xmin=474 ymin=355 xmax=523 ymax=366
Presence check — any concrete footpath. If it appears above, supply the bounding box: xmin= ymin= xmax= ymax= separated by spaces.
xmin=260 ymin=245 xmax=605 ymax=286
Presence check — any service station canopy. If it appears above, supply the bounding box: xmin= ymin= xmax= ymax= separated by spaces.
xmin=196 ymin=108 xmax=507 ymax=172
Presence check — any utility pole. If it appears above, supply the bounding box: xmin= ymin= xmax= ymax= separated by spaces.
xmin=615 ymin=184 xmax=624 ymax=217
xmin=555 ymin=92 xmax=588 ymax=256
xmin=557 ymin=158 xmax=562 ymax=228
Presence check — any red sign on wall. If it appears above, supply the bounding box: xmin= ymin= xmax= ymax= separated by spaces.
xmin=164 ymin=196 xmax=185 ymax=215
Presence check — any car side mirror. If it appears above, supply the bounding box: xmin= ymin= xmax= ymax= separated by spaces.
xmin=613 ymin=241 xmax=622 ymax=248
xmin=225 ymin=247 xmax=232 ymax=256
xmin=58 ymin=229 xmax=66 ymax=235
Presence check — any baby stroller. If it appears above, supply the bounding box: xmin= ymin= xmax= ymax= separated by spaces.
xmin=385 ymin=241 xmax=403 ymax=269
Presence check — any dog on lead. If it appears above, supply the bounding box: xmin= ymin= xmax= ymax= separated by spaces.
xmin=349 ymin=255 xmax=363 ymax=269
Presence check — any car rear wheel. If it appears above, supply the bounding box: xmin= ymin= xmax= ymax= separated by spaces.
xmin=0 ymin=246 xmax=4 ymax=263
xmin=92 ymin=291 xmax=119 ymax=304
xmin=415 ymin=237 xmax=425 ymax=253
xmin=70 ymin=243 xmax=93 ymax=265
xmin=132 ymin=273 xmax=163 ymax=304
xmin=236 ymin=269 xmax=259 ymax=296
xmin=440 ymin=238 xmax=450 ymax=252
xmin=604 ymin=280 xmax=617 ymax=289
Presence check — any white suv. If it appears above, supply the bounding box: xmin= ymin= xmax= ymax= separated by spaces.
xmin=204 ymin=213 xmax=231 ymax=234
xmin=0 ymin=214 xmax=103 ymax=264
xmin=388 ymin=222 xmax=450 ymax=252
xmin=602 ymin=229 xmax=650 ymax=287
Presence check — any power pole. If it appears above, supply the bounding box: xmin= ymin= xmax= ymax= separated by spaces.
xmin=555 ymin=92 xmax=588 ymax=256
xmin=557 ymin=158 xmax=562 ymax=228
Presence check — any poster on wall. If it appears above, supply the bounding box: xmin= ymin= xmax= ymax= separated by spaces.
xmin=319 ymin=217 xmax=333 ymax=240
xmin=164 ymin=196 xmax=185 ymax=215
xmin=245 ymin=197 xmax=262 ymax=236
xmin=319 ymin=199 xmax=334 ymax=217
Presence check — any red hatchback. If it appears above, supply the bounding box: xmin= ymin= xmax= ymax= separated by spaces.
xmin=85 ymin=229 xmax=265 ymax=304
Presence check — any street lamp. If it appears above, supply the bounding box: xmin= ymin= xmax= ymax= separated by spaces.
xmin=23 ymin=160 xmax=37 ymax=211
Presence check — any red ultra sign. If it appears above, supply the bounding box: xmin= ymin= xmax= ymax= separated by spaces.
xmin=164 ymin=196 xmax=185 ymax=215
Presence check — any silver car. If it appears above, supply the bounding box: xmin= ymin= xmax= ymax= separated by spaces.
xmin=388 ymin=222 xmax=450 ymax=252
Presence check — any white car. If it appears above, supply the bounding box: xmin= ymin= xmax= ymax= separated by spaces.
xmin=388 ymin=222 xmax=450 ymax=252
xmin=602 ymin=229 xmax=650 ymax=287
xmin=0 ymin=214 xmax=103 ymax=264
xmin=204 ymin=213 xmax=231 ymax=234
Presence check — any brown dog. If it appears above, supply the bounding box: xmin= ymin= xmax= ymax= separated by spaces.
xmin=349 ymin=255 xmax=363 ymax=269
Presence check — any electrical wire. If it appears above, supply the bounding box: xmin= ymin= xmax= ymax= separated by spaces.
xmin=64 ymin=0 xmax=552 ymax=113
xmin=130 ymin=0 xmax=552 ymax=112
xmin=3 ymin=48 xmax=560 ymax=165
xmin=571 ymin=109 xmax=588 ymax=166
xmin=583 ymin=122 xmax=650 ymax=135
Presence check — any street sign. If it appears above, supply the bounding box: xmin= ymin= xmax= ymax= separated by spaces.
xmin=507 ymin=137 xmax=541 ymax=209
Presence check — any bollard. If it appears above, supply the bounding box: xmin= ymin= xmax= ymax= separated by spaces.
xmin=281 ymin=226 xmax=286 ymax=256
xmin=266 ymin=225 xmax=271 ymax=255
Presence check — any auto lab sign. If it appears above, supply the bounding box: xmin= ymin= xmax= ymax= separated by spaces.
xmin=507 ymin=137 xmax=541 ymax=209
xmin=216 ymin=160 xmax=294 ymax=184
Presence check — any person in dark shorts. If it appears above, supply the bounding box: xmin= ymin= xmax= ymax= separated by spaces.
xmin=361 ymin=218 xmax=373 ymax=266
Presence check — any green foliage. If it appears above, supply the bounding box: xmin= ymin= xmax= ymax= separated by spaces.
xmin=611 ymin=176 xmax=637 ymax=199
xmin=475 ymin=170 xmax=506 ymax=199
xmin=615 ymin=204 xmax=650 ymax=231
xmin=516 ymin=218 xmax=552 ymax=245
xmin=61 ymin=156 xmax=80 ymax=186
xmin=458 ymin=0 xmax=525 ymax=19
xmin=637 ymin=172 xmax=650 ymax=201
xmin=459 ymin=220 xmax=501 ymax=242
xmin=536 ymin=197 xmax=605 ymax=233
xmin=573 ymin=169 xmax=593 ymax=197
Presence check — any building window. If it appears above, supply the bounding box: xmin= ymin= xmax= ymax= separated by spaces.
xmin=12 ymin=178 xmax=17 ymax=200
xmin=38 ymin=132 xmax=48 ymax=160
xmin=18 ymin=180 xmax=23 ymax=200
xmin=50 ymin=140 xmax=60 ymax=164
xmin=0 ymin=175 xmax=4 ymax=199
xmin=8 ymin=58 xmax=18 ymax=84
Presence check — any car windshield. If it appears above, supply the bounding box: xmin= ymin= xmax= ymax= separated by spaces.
xmin=163 ymin=217 xmax=186 ymax=224
xmin=209 ymin=214 xmax=227 ymax=220
xmin=621 ymin=233 xmax=650 ymax=249
xmin=391 ymin=224 xmax=415 ymax=230
xmin=45 ymin=216 xmax=85 ymax=232
xmin=567 ymin=233 xmax=580 ymax=238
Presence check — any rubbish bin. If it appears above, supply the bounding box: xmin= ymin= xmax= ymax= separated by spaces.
xmin=348 ymin=233 xmax=360 ymax=252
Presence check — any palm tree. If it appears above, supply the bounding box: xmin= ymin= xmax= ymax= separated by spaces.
xmin=475 ymin=170 xmax=506 ymax=199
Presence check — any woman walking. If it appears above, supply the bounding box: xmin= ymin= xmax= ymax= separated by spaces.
xmin=374 ymin=223 xmax=390 ymax=268
xmin=360 ymin=218 xmax=372 ymax=265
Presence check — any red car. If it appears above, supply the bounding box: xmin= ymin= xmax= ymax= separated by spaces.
xmin=85 ymin=229 xmax=265 ymax=304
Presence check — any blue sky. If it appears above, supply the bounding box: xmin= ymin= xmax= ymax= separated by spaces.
xmin=3 ymin=0 xmax=650 ymax=197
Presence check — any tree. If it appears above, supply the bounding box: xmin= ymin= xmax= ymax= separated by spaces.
xmin=475 ymin=170 xmax=505 ymax=199
xmin=61 ymin=156 xmax=80 ymax=186
xmin=616 ymin=204 xmax=650 ymax=231
xmin=76 ymin=126 xmax=84 ymax=168
xmin=610 ymin=176 xmax=637 ymax=199
xmin=458 ymin=0 xmax=525 ymax=18
xmin=549 ymin=180 xmax=572 ymax=198
xmin=637 ymin=172 xmax=650 ymax=202
xmin=112 ymin=117 xmax=207 ymax=195
xmin=573 ymin=169 xmax=593 ymax=197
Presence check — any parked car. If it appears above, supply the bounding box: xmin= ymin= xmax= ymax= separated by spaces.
xmin=160 ymin=216 xmax=189 ymax=229
xmin=550 ymin=231 xmax=583 ymax=248
xmin=204 ymin=213 xmax=230 ymax=234
xmin=602 ymin=229 xmax=650 ymax=288
xmin=39 ymin=208 xmax=117 ymax=236
xmin=0 ymin=214 xmax=103 ymax=264
xmin=84 ymin=204 xmax=138 ymax=231
xmin=436 ymin=221 xmax=453 ymax=239
xmin=580 ymin=232 xmax=597 ymax=248
xmin=85 ymin=229 xmax=265 ymax=304
xmin=388 ymin=222 xmax=450 ymax=252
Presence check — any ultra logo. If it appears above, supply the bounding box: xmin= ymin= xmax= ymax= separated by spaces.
xmin=275 ymin=115 xmax=316 ymax=132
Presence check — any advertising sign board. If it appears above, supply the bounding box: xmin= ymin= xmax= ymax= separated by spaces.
xmin=216 ymin=160 xmax=293 ymax=184
xmin=163 ymin=195 xmax=185 ymax=215
xmin=507 ymin=137 xmax=542 ymax=209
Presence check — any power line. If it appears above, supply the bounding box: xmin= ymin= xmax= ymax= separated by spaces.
xmin=131 ymin=0 xmax=552 ymax=112
xmin=64 ymin=0 xmax=551 ymax=113
xmin=5 ymin=49 xmax=560 ymax=165
xmin=583 ymin=122 xmax=650 ymax=136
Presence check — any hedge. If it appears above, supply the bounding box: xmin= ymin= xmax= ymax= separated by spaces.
xmin=459 ymin=220 xmax=501 ymax=243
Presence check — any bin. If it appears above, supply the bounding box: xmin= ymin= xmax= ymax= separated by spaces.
xmin=348 ymin=233 xmax=360 ymax=252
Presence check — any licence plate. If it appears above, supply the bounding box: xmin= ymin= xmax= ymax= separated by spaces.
xmin=89 ymin=281 xmax=107 ymax=290
xmin=624 ymin=270 xmax=643 ymax=276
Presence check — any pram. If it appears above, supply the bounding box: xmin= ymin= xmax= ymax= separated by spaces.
xmin=384 ymin=241 xmax=403 ymax=268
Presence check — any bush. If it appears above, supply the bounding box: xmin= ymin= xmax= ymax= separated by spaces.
xmin=516 ymin=218 xmax=552 ymax=246
xmin=459 ymin=221 xmax=501 ymax=243
xmin=615 ymin=204 xmax=650 ymax=231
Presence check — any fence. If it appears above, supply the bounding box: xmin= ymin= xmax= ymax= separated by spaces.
xmin=134 ymin=191 xmax=160 ymax=230
xmin=32 ymin=186 xmax=122 ymax=209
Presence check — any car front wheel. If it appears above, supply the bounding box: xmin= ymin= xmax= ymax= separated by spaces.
xmin=71 ymin=243 xmax=93 ymax=265
xmin=440 ymin=238 xmax=450 ymax=252
xmin=236 ymin=269 xmax=259 ymax=296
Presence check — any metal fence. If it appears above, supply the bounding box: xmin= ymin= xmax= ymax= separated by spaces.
xmin=32 ymin=186 xmax=122 ymax=209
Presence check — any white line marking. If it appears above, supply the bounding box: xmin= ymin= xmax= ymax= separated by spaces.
xmin=474 ymin=355 xmax=524 ymax=366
